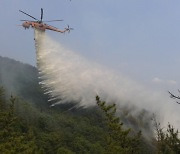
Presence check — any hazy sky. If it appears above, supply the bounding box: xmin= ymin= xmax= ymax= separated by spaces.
xmin=0 ymin=0 xmax=180 ymax=90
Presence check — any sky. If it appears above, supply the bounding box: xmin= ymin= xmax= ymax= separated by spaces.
xmin=0 ymin=0 xmax=180 ymax=91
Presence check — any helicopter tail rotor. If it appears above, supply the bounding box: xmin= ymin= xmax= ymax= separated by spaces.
xmin=65 ymin=25 xmax=74 ymax=33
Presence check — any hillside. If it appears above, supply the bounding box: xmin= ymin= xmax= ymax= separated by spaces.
xmin=0 ymin=56 xmax=179 ymax=153
xmin=0 ymin=56 xmax=48 ymax=106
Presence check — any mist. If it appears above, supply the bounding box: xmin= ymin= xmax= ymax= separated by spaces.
xmin=34 ymin=30 xmax=180 ymax=129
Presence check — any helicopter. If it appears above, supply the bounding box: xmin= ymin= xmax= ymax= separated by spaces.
xmin=19 ymin=8 xmax=73 ymax=33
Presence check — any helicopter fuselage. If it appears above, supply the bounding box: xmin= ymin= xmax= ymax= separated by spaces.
xmin=22 ymin=21 xmax=66 ymax=32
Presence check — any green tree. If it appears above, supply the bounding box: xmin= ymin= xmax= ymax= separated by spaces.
xmin=153 ymin=117 xmax=180 ymax=154
xmin=0 ymin=89 xmax=38 ymax=153
xmin=96 ymin=96 xmax=142 ymax=154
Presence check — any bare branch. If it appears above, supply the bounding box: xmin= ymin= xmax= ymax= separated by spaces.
xmin=168 ymin=91 xmax=180 ymax=99
xmin=168 ymin=90 xmax=180 ymax=104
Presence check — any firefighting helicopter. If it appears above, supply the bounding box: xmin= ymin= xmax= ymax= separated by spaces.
xmin=19 ymin=8 xmax=73 ymax=33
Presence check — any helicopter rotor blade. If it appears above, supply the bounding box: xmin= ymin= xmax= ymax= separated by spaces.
xmin=41 ymin=8 xmax=43 ymax=22
xmin=43 ymin=20 xmax=64 ymax=22
xmin=20 ymin=20 xmax=33 ymax=21
xmin=19 ymin=10 xmax=39 ymax=21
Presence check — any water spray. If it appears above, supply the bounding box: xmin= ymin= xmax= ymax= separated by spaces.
xmin=34 ymin=29 xmax=180 ymax=129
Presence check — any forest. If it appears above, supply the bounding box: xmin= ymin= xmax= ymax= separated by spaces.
xmin=0 ymin=56 xmax=180 ymax=154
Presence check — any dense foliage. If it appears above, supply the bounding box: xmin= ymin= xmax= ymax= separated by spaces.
xmin=0 ymin=88 xmax=142 ymax=154
xmin=0 ymin=88 xmax=179 ymax=153
xmin=0 ymin=87 xmax=105 ymax=153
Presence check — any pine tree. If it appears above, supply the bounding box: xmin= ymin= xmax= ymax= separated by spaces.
xmin=153 ymin=116 xmax=180 ymax=153
xmin=96 ymin=96 xmax=142 ymax=154
xmin=0 ymin=89 xmax=38 ymax=153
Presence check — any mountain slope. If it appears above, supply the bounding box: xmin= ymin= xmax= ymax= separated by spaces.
xmin=0 ymin=56 xmax=48 ymax=106
xmin=0 ymin=56 xmax=160 ymax=153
